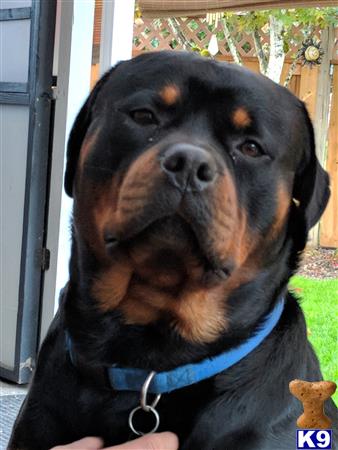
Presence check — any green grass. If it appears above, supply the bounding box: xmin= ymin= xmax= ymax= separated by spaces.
xmin=289 ymin=276 xmax=338 ymax=403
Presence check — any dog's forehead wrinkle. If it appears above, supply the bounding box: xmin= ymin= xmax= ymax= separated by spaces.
xmin=100 ymin=52 xmax=297 ymax=115
xmin=107 ymin=63 xmax=258 ymax=104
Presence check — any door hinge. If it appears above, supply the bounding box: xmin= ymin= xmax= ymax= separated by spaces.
xmin=41 ymin=248 xmax=50 ymax=271
xmin=20 ymin=357 xmax=35 ymax=373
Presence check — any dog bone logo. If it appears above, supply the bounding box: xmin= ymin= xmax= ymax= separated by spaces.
xmin=289 ymin=379 xmax=337 ymax=429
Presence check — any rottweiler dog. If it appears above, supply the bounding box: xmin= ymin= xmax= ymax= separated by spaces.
xmin=10 ymin=51 xmax=337 ymax=450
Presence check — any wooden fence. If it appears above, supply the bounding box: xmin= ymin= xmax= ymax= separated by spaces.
xmin=133 ymin=17 xmax=337 ymax=60
xmin=320 ymin=64 xmax=338 ymax=247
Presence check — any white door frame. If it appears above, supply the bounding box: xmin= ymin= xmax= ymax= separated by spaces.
xmin=40 ymin=0 xmax=95 ymax=339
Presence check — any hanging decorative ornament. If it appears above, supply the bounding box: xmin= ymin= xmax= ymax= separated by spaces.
xmin=206 ymin=12 xmax=222 ymax=28
xmin=298 ymin=38 xmax=324 ymax=67
xmin=134 ymin=2 xmax=144 ymax=26
xmin=214 ymin=12 xmax=221 ymax=29
xmin=208 ymin=34 xmax=219 ymax=57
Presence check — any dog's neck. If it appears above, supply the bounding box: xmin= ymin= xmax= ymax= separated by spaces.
xmin=64 ymin=296 xmax=285 ymax=394
xmin=64 ymin=249 xmax=295 ymax=371
xmin=64 ymin=204 xmax=305 ymax=371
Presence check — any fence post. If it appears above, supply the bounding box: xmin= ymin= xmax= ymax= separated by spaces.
xmin=308 ymin=26 xmax=334 ymax=247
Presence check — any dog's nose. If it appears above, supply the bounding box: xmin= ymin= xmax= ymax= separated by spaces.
xmin=161 ymin=144 xmax=217 ymax=191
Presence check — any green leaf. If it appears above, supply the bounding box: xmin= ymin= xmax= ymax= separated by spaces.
xmin=283 ymin=41 xmax=290 ymax=53
xmin=200 ymin=49 xmax=211 ymax=57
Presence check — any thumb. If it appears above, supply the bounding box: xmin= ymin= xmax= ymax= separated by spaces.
xmin=110 ymin=432 xmax=179 ymax=450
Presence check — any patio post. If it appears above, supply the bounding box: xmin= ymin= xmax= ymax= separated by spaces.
xmin=99 ymin=0 xmax=135 ymax=75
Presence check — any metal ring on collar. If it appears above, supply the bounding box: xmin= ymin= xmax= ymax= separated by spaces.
xmin=128 ymin=405 xmax=160 ymax=436
xmin=140 ymin=371 xmax=161 ymax=411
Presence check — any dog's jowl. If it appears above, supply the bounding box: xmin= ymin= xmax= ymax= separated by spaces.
xmin=9 ymin=52 xmax=337 ymax=450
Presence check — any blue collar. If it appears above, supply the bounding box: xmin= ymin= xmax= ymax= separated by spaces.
xmin=66 ymin=298 xmax=284 ymax=395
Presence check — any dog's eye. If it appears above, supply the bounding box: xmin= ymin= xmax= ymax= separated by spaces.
xmin=130 ymin=109 xmax=157 ymax=126
xmin=239 ymin=141 xmax=263 ymax=158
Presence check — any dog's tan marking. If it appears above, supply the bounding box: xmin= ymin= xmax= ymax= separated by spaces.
xmin=209 ymin=173 xmax=238 ymax=258
xmin=159 ymin=84 xmax=181 ymax=106
xmin=79 ymin=129 xmax=100 ymax=170
xmin=74 ymin=179 xmax=117 ymax=263
xmin=207 ymin=171 xmax=255 ymax=269
xmin=270 ymin=182 xmax=290 ymax=238
xmin=113 ymin=147 xmax=164 ymax=233
xmin=92 ymin=255 xmax=133 ymax=310
xmin=171 ymin=285 xmax=227 ymax=343
xmin=127 ymin=282 xmax=173 ymax=310
xmin=232 ymin=107 xmax=251 ymax=128
xmin=79 ymin=148 xmax=163 ymax=255
xmin=117 ymin=279 xmax=227 ymax=343
xmin=94 ymin=183 xmax=118 ymax=235
xmin=119 ymin=281 xmax=172 ymax=325
xmin=120 ymin=296 xmax=160 ymax=325
xmin=79 ymin=177 xmax=122 ymax=262
xmin=137 ymin=265 xmax=184 ymax=289
xmin=128 ymin=244 xmax=186 ymax=289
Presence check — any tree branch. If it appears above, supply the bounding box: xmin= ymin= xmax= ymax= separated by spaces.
xmin=284 ymin=58 xmax=299 ymax=87
xmin=167 ymin=18 xmax=192 ymax=50
xmin=221 ymin=18 xmax=243 ymax=66
xmin=266 ymin=15 xmax=285 ymax=83
xmin=252 ymin=28 xmax=268 ymax=75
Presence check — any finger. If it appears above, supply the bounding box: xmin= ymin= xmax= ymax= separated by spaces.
xmin=52 ymin=436 xmax=103 ymax=449
xmin=109 ymin=432 xmax=179 ymax=450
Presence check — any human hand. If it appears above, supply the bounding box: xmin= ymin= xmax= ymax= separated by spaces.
xmin=51 ymin=432 xmax=179 ymax=449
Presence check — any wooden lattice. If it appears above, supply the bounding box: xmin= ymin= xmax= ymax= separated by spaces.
xmin=133 ymin=17 xmax=337 ymax=60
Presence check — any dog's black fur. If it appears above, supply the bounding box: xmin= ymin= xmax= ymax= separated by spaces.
xmin=10 ymin=51 xmax=337 ymax=450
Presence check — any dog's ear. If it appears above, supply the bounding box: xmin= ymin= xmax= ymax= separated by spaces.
xmin=292 ymin=103 xmax=330 ymax=230
xmin=64 ymin=69 xmax=113 ymax=197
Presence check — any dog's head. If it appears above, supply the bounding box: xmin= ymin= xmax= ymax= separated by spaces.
xmin=65 ymin=52 xmax=329 ymax=345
